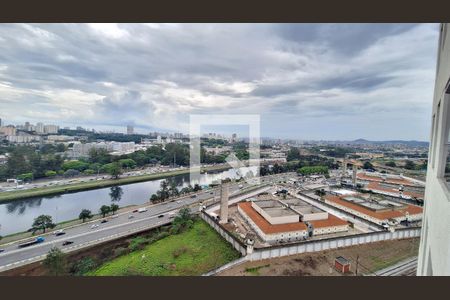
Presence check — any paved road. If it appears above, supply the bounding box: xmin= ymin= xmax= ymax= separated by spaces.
xmin=0 ymin=181 xmax=242 ymax=271
xmin=0 ymin=173 xmax=291 ymax=272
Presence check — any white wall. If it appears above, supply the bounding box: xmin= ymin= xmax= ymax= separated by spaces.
xmin=417 ymin=23 xmax=450 ymax=276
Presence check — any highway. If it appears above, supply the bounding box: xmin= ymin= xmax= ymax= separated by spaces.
xmin=0 ymin=173 xmax=291 ymax=272
xmin=0 ymin=182 xmax=239 ymax=271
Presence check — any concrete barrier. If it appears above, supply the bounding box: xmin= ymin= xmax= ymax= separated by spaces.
xmin=200 ymin=211 xmax=247 ymax=256
xmin=247 ymin=227 xmax=421 ymax=261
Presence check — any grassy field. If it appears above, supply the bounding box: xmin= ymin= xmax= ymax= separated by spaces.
xmin=88 ymin=220 xmax=240 ymax=276
xmin=0 ymin=165 xmax=231 ymax=203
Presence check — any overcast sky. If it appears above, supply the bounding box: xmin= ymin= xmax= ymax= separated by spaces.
xmin=0 ymin=23 xmax=440 ymax=140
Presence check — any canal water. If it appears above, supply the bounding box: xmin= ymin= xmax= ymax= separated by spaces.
xmin=0 ymin=166 xmax=257 ymax=236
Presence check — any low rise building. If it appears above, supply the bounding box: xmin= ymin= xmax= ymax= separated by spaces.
xmin=324 ymin=193 xmax=423 ymax=225
xmin=237 ymin=198 xmax=349 ymax=244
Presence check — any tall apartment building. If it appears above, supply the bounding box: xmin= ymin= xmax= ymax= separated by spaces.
xmin=0 ymin=125 xmax=17 ymax=136
xmin=44 ymin=124 xmax=59 ymax=134
xmin=417 ymin=23 xmax=450 ymax=276
xmin=36 ymin=122 xmax=44 ymax=134
xmin=127 ymin=125 xmax=134 ymax=135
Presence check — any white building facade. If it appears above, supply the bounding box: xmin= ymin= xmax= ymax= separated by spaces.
xmin=417 ymin=23 xmax=450 ymax=276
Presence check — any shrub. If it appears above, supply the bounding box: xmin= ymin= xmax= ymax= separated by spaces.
xmin=83 ymin=169 xmax=95 ymax=175
xmin=172 ymin=246 xmax=189 ymax=258
xmin=44 ymin=170 xmax=57 ymax=177
xmin=70 ymin=257 xmax=97 ymax=275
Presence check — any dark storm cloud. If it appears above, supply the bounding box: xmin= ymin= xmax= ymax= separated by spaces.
xmin=0 ymin=23 xmax=439 ymax=139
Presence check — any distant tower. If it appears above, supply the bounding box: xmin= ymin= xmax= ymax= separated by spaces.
xmin=352 ymin=165 xmax=357 ymax=185
xmin=219 ymin=180 xmax=230 ymax=224
xmin=127 ymin=125 xmax=134 ymax=135
xmin=342 ymin=158 xmax=347 ymax=176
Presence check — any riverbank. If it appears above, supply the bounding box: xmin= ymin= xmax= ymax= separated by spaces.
xmin=0 ymin=204 xmax=137 ymax=245
xmin=0 ymin=164 xmax=231 ymax=203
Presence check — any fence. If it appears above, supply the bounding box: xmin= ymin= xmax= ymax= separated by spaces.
xmin=200 ymin=211 xmax=247 ymax=256
xmin=202 ymin=207 xmax=420 ymax=274
xmin=202 ymin=257 xmax=248 ymax=276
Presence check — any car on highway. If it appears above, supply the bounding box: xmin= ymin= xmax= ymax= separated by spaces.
xmin=91 ymin=224 xmax=99 ymax=229
xmin=176 ymin=200 xmax=181 ymax=203
xmin=138 ymin=207 xmax=147 ymax=213
xmin=0 ymin=249 xmax=5 ymax=253
xmin=191 ymin=195 xmax=197 ymax=198
xmin=132 ymin=209 xmax=139 ymax=213
xmin=62 ymin=241 xmax=74 ymax=246
xmin=54 ymin=230 xmax=66 ymax=236
xmin=128 ymin=215 xmax=134 ymax=219
xmin=100 ymin=219 xmax=108 ymax=223
xmin=158 ymin=214 xmax=164 ymax=218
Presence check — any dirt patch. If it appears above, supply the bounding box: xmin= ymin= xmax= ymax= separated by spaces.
xmin=218 ymin=238 xmax=419 ymax=276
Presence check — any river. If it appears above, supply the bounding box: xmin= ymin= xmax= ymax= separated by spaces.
xmin=0 ymin=166 xmax=258 ymax=236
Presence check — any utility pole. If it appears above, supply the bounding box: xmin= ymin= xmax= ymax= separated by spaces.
xmin=355 ymin=255 xmax=360 ymax=276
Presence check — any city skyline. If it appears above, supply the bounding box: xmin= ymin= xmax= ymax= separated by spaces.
xmin=0 ymin=23 xmax=440 ymax=140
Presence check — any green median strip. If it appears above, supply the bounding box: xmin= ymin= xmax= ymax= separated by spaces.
xmin=0 ymin=165 xmax=231 ymax=203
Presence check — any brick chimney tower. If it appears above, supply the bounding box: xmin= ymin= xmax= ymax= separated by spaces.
xmin=219 ymin=180 xmax=230 ymax=224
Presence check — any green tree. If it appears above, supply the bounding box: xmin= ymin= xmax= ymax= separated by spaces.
xmin=17 ymin=172 xmax=33 ymax=182
xmin=109 ymin=186 xmax=123 ymax=202
xmin=99 ymin=205 xmax=111 ymax=218
xmin=6 ymin=147 xmax=32 ymax=177
xmin=44 ymin=170 xmax=57 ymax=177
xmin=62 ymin=160 xmax=89 ymax=171
xmin=110 ymin=203 xmax=119 ymax=215
xmin=103 ymin=162 xmax=122 ymax=179
xmin=158 ymin=180 xmax=170 ymax=200
xmin=297 ymin=166 xmax=329 ymax=176
xmin=315 ymin=189 xmax=326 ymax=197
xmin=70 ymin=257 xmax=96 ymax=275
xmin=171 ymin=207 xmax=194 ymax=234
xmin=43 ymin=247 xmax=67 ymax=276
xmin=150 ymin=194 xmax=159 ymax=203
xmin=363 ymin=161 xmax=374 ymax=170
xmin=56 ymin=143 xmax=66 ymax=153
xmin=64 ymin=169 xmax=80 ymax=178
xmin=31 ymin=215 xmax=55 ymax=234
xmin=385 ymin=161 xmax=396 ymax=167
xmin=89 ymin=163 xmax=102 ymax=174
xmin=287 ymin=147 xmax=301 ymax=161
xmin=168 ymin=180 xmax=179 ymax=197
xmin=79 ymin=209 xmax=93 ymax=222
xmin=118 ymin=158 xmax=137 ymax=169
xmin=404 ymin=160 xmax=416 ymax=170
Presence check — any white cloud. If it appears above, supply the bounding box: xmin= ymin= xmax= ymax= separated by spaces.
xmin=0 ymin=23 xmax=440 ymax=140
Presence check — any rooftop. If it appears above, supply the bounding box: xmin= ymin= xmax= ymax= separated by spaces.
xmin=238 ymin=202 xmax=348 ymax=235
xmin=356 ymin=173 xmax=420 ymax=187
xmin=366 ymin=182 xmax=424 ymax=199
xmin=325 ymin=194 xmax=423 ymax=220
